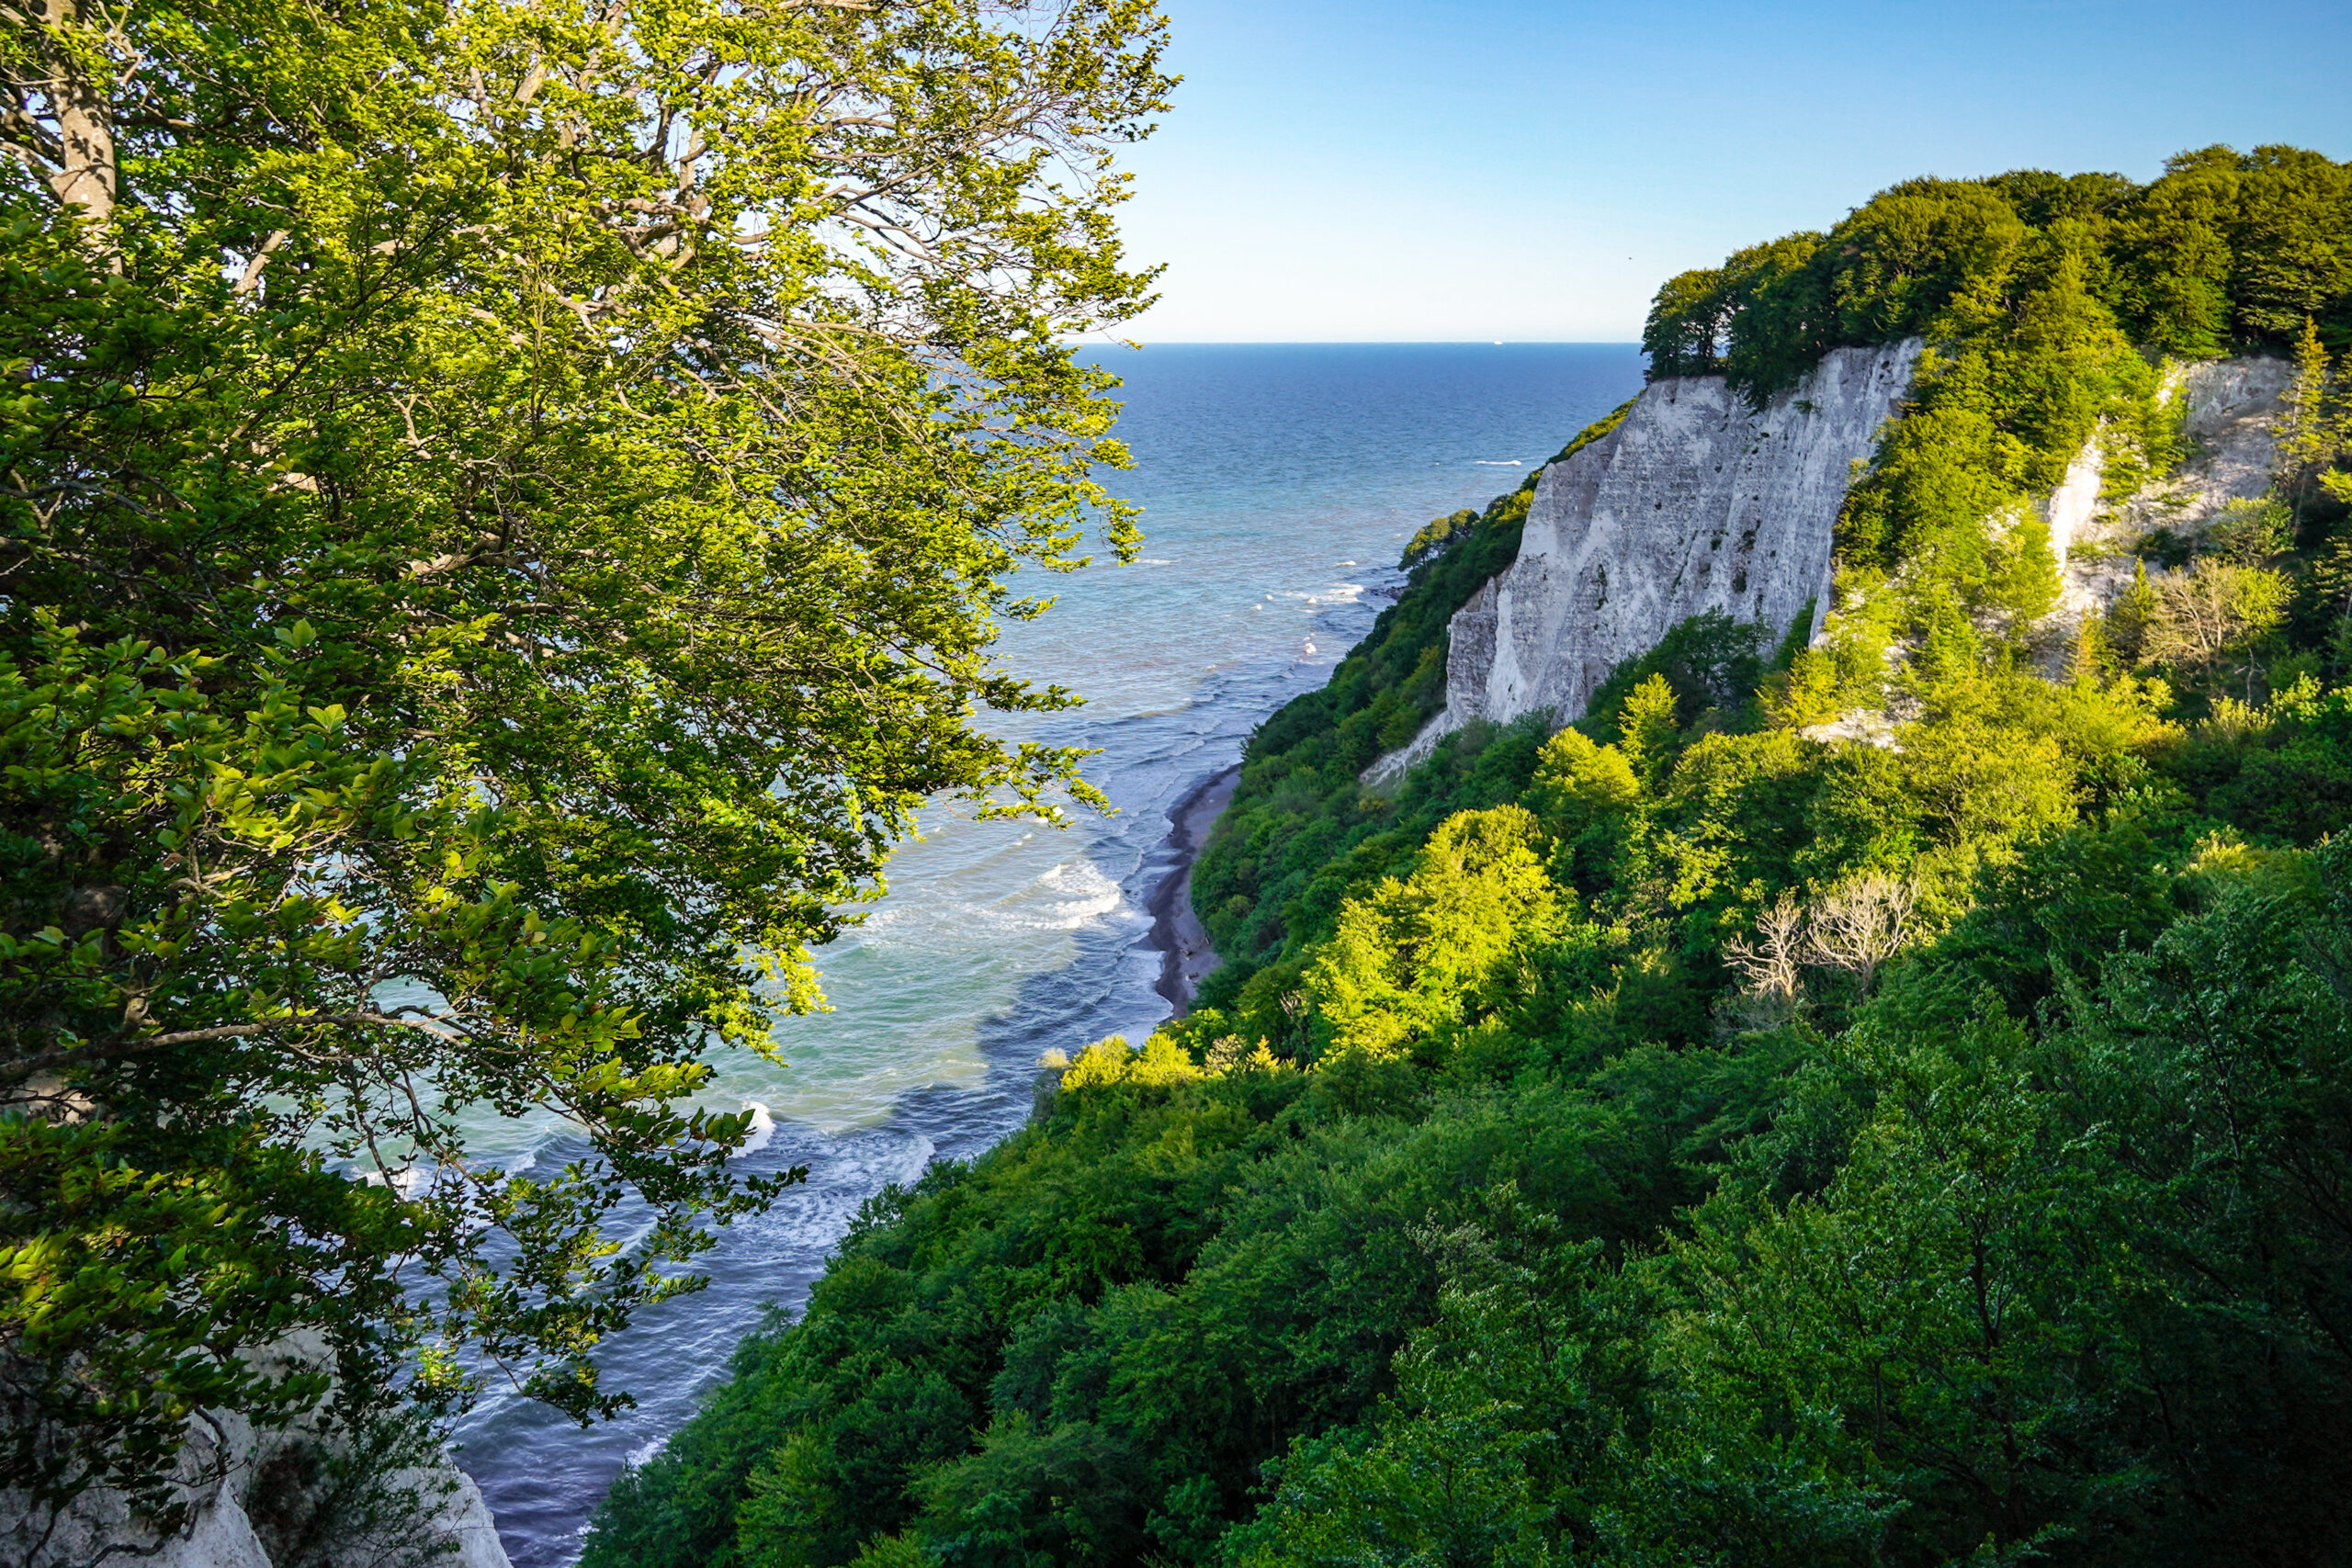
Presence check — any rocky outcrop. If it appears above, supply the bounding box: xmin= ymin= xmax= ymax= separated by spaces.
xmin=1367 ymin=341 xmax=1922 ymax=781
xmin=1364 ymin=345 xmax=2295 ymax=784
xmin=2046 ymin=355 xmax=2293 ymax=628
xmin=3 ymin=1346 xmax=511 ymax=1568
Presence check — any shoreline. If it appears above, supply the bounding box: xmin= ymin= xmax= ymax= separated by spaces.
xmin=1146 ymin=763 xmax=1240 ymax=1011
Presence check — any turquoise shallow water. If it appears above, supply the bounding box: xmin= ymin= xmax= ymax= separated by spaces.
xmin=451 ymin=343 xmax=1647 ymax=1565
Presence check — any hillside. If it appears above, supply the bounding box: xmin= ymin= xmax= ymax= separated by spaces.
xmin=585 ymin=145 xmax=2352 ymax=1568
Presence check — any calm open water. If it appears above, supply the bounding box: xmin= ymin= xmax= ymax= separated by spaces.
xmin=450 ymin=343 xmax=1646 ymax=1566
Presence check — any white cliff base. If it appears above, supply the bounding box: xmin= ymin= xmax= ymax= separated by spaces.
xmin=4 ymin=1345 xmax=512 ymax=1568
xmin=1367 ymin=340 xmax=1922 ymax=783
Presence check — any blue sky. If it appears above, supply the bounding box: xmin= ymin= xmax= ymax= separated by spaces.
xmin=1106 ymin=0 xmax=2352 ymax=343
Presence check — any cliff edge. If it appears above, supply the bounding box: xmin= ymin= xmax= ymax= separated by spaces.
xmin=1367 ymin=340 xmax=1921 ymax=781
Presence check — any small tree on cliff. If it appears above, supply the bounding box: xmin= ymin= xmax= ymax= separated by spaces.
xmin=2278 ymin=318 xmax=2348 ymax=528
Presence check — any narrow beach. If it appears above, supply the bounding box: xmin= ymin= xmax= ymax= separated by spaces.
xmin=1147 ymin=763 xmax=1239 ymax=1010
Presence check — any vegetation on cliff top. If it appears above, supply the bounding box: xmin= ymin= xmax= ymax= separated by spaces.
xmin=593 ymin=149 xmax=2352 ymax=1567
xmin=1644 ymin=149 xmax=2352 ymax=397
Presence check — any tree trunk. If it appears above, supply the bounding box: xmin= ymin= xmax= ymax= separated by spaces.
xmin=29 ymin=0 xmax=117 ymax=225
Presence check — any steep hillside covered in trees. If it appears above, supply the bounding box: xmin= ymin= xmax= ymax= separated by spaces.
xmin=589 ymin=146 xmax=2352 ymax=1568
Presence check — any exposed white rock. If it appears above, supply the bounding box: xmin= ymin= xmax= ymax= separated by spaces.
xmin=4 ymin=1406 xmax=278 ymax=1568
xmin=1366 ymin=341 xmax=1921 ymax=782
xmin=2169 ymin=356 xmax=2300 ymax=525
xmin=2045 ymin=355 xmax=2294 ymax=633
xmin=409 ymin=1471 xmax=513 ymax=1568
xmin=3 ymin=1352 xmax=513 ymax=1568
xmin=1796 ymin=707 xmax=1902 ymax=750
xmin=2044 ymin=433 xmax=2106 ymax=569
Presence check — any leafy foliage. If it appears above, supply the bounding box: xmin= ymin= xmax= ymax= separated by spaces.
xmin=1644 ymin=150 xmax=2352 ymax=400
xmin=1398 ymin=507 xmax=1478 ymax=570
xmin=0 ymin=0 xmax=1170 ymax=1540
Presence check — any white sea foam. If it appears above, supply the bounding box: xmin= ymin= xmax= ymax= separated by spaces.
xmin=739 ymin=1100 xmax=775 ymax=1156
xmin=997 ymin=860 xmax=1125 ymax=931
xmin=357 ymin=1160 xmax=434 ymax=1198
xmin=1474 ymin=458 xmax=1523 ymax=465
xmin=1274 ymin=582 xmax=1366 ymax=607
xmin=625 ymin=1433 xmax=669 ymax=1468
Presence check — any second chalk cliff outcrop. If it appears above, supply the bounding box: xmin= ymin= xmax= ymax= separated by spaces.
xmin=3 ymin=1337 xmax=512 ymax=1568
xmin=2045 ymin=355 xmax=2296 ymax=630
xmin=1369 ymin=341 xmax=1922 ymax=781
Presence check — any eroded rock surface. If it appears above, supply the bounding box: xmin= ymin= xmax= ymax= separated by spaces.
xmin=2048 ymin=355 xmax=2294 ymax=629
xmin=3 ymin=1349 xmax=511 ymax=1568
xmin=1368 ymin=341 xmax=1921 ymax=780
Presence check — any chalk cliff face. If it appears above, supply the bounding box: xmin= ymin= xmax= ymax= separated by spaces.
xmin=1368 ymin=340 xmax=1921 ymax=780
xmin=2049 ymin=355 xmax=2294 ymax=626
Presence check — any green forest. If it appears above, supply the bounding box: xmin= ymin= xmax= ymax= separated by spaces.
xmin=592 ymin=147 xmax=2352 ymax=1567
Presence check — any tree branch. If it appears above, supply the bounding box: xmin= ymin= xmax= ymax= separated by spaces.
xmin=2 ymin=1009 xmax=463 ymax=1089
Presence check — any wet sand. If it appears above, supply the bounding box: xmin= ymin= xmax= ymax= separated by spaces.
xmin=1146 ymin=764 xmax=1239 ymax=1011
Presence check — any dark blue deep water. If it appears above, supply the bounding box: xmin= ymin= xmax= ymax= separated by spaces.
xmin=451 ymin=343 xmax=1647 ymax=1566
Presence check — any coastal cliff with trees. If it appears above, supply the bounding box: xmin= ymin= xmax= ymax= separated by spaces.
xmin=592 ymin=146 xmax=2352 ymax=1566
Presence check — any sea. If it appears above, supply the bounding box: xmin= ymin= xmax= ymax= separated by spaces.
xmin=450 ymin=342 xmax=1647 ymax=1566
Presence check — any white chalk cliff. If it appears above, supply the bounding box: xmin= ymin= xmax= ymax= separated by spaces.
xmin=2045 ymin=355 xmax=2295 ymax=629
xmin=3 ymin=1338 xmax=512 ymax=1568
xmin=1368 ymin=340 xmax=1922 ymax=781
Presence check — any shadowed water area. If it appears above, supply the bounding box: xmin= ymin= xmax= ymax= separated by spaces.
xmin=449 ymin=342 xmax=1646 ymax=1566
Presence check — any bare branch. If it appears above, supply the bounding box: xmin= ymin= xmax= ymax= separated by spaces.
xmin=232 ymin=228 xmax=288 ymax=294
xmin=1802 ymin=873 xmax=1918 ymax=996
xmin=1723 ymin=892 xmax=1807 ymax=1030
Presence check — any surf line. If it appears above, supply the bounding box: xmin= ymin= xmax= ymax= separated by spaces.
xmin=1145 ymin=764 xmax=1240 ymax=1011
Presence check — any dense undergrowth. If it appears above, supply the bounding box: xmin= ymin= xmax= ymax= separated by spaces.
xmin=586 ymin=148 xmax=2352 ymax=1568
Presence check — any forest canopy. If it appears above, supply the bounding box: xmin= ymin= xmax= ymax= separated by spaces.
xmin=0 ymin=0 xmax=1170 ymax=1547
xmin=1641 ymin=148 xmax=2352 ymax=398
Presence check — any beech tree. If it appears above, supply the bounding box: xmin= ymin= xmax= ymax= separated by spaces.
xmin=0 ymin=0 xmax=1169 ymax=1540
